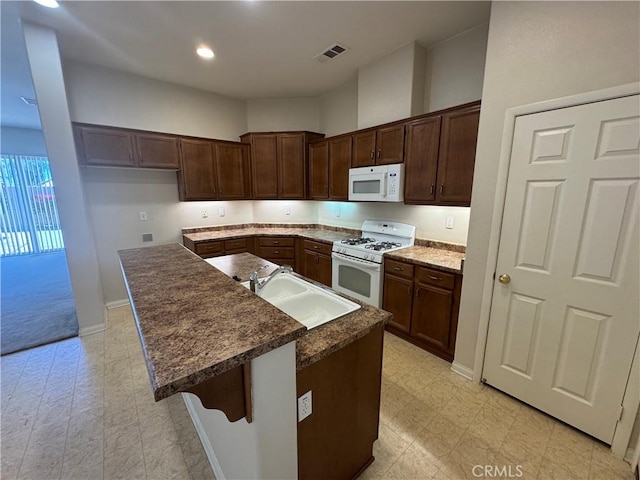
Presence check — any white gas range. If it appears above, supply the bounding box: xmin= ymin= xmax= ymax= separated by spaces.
xmin=332 ymin=220 xmax=416 ymax=307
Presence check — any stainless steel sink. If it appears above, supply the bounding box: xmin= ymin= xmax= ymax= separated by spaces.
xmin=241 ymin=274 xmax=360 ymax=330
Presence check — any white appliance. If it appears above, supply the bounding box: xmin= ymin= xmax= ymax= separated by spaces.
xmin=332 ymin=220 xmax=416 ymax=307
xmin=348 ymin=164 xmax=404 ymax=202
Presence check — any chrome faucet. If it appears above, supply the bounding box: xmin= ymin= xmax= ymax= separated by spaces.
xmin=249 ymin=264 xmax=293 ymax=294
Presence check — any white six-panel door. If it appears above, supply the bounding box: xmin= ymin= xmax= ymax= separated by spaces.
xmin=483 ymin=95 xmax=640 ymax=443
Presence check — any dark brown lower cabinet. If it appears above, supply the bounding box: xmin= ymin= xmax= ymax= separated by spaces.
xmin=297 ymin=325 xmax=383 ymax=480
xmin=302 ymin=240 xmax=332 ymax=287
xmin=382 ymin=258 xmax=461 ymax=362
xmin=183 ymin=237 xmax=253 ymax=259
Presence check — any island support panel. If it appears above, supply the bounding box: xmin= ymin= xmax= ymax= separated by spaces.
xmin=183 ymin=342 xmax=298 ymax=480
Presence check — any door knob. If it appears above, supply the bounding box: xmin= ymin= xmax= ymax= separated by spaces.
xmin=498 ymin=274 xmax=511 ymax=284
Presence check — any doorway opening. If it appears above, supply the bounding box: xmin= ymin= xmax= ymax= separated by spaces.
xmin=1 ymin=153 xmax=79 ymax=355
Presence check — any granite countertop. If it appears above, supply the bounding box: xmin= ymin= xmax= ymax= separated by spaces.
xmin=184 ymin=224 xmax=466 ymax=275
xmin=183 ymin=225 xmax=357 ymax=246
xmin=118 ymin=244 xmax=307 ymax=401
xmin=385 ymin=246 xmax=465 ymax=274
xmin=207 ymin=252 xmax=391 ymax=370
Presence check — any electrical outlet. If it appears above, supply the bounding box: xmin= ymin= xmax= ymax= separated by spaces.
xmin=218 ymin=207 xmax=225 ymax=217
xmin=298 ymin=390 xmax=312 ymax=422
xmin=139 ymin=211 xmax=148 ymax=221
xmin=201 ymin=209 xmax=208 ymax=219
xmin=445 ymin=216 xmax=455 ymax=229
xmin=284 ymin=205 xmax=291 ymax=215
xmin=335 ymin=205 xmax=341 ymax=217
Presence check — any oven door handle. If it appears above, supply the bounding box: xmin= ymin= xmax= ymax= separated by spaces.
xmin=332 ymin=252 xmax=382 ymax=271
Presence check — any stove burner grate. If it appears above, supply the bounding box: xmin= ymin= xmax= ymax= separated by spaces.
xmin=341 ymin=237 xmax=376 ymax=246
xmin=364 ymin=241 xmax=402 ymax=251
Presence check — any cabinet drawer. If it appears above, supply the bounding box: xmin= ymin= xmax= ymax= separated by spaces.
xmin=195 ymin=241 xmax=224 ymax=256
xmin=416 ymin=267 xmax=455 ymax=290
xmin=257 ymin=237 xmax=295 ymax=247
xmin=303 ymin=240 xmax=332 ymax=256
xmin=257 ymin=246 xmax=295 ymax=259
xmin=224 ymin=238 xmax=247 ymax=251
xmin=384 ymin=259 xmax=414 ymax=280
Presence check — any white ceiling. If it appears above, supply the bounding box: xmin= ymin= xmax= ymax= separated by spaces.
xmin=1 ymin=1 xmax=490 ymax=129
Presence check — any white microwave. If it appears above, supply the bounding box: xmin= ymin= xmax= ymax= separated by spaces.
xmin=348 ymin=164 xmax=404 ymax=202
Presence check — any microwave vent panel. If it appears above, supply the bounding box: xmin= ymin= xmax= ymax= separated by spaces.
xmin=313 ymin=43 xmax=350 ymax=63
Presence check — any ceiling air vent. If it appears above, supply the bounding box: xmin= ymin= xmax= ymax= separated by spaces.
xmin=20 ymin=96 xmax=38 ymax=106
xmin=313 ymin=43 xmax=350 ymax=63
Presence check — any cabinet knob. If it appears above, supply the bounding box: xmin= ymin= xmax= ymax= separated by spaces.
xmin=499 ymin=274 xmax=511 ymax=285
xmin=313 ymin=246 xmax=319 ymax=249
xmin=274 ymin=250 xmax=280 ymax=254
xmin=428 ymin=275 xmax=441 ymax=281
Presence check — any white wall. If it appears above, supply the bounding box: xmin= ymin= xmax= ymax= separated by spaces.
xmin=23 ymin=24 xmax=105 ymax=334
xmin=317 ymin=202 xmax=469 ymax=246
xmin=252 ymin=201 xmax=318 ymax=225
xmin=424 ymin=23 xmax=488 ymax=112
xmin=81 ymin=168 xmax=254 ymax=303
xmin=318 ymin=78 xmax=358 ymax=137
xmin=246 ymin=98 xmax=320 ymax=133
xmin=456 ymin=1 xmax=640 ymax=374
xmin=357 ymin=42 xmax=425 ymax=129
xmin=64 ymin=61 xmax=247 ymax=141
xmin=0 ymin=126 xmax=47 ymax=156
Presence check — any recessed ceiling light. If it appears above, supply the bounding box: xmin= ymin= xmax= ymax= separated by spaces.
xmin=196 ymin=47 xmax=215 ymax=59
xmin=33 ymin=0 xmax=59 ymax=8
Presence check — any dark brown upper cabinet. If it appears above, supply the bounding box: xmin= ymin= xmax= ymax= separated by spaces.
xmin=178 ymin=139 xmax=251 ymax=201
xmin=241 ymin=132 xmax=324 ymax=200
xmin=404 ymin=116 xmax=441 ymax=204
xmin=352 ymin=124 xmax=405 ymax=168
xmin=74 ymin=123 xmax=179 ymax=169
xmin=214 ymin=142 xmax=251 ymax=199
xmin=328 ymin=136 xmax=352 ymax=200
xmin=436 ymin=103 xmax=480 ymax=205
xmin=404 ymin=101 xmax=480 ymax=206
xmin=309 ymin=141 xmax=329 ymax=199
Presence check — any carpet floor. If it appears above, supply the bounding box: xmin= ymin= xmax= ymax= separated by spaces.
xmin=1 ymin=251 xmax=78 ymax=355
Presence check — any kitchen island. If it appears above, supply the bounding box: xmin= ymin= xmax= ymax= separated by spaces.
xmin=118 ymin=244 xmax=390 ymax=480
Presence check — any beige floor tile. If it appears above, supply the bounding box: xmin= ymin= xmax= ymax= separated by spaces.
xmin=537 ymin=457 xmax=589 ymax=480
xmin=103 ymin=421 xmax=146 ymax=480
xmin=542 ymin=441 xmax=590 ymax=478
xmin=454 ymin=432 xmax=497 ymax=466
xmin=389 ymin=397 xmax=436 ymax=442
xmin=380 ymin=381 xmax=414 ymax=417
xmin=423 ymin=413 xmax=465 ymax=449
xmin=591 ymin=443 xmax=635 ymax=479
xmin=440 ymin=388 xmax=486 ymax=428
xmin=1 ymin=430 xmax=31 ymax=480
xmin=504 ymin=422 xmax=552 ymax=457
xmin=437 ymin=449 xmax=479 ymax=480
xmin=492 ymin=454 xmax=537 ymax=480
xmin=416 ymin=376 xmax=460 ymax=411
xmin=384 ymin=442 xmax=440 ymax=479
xmin=498 ymin=434 xmax=544 ymax=478
xmin=367 ymin=422 xmax=412 ymax=478
xmin=589 ymin=460 xmax=635 ymax=480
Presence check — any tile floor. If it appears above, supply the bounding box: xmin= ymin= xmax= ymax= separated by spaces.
xmin=0 ymin=305 xmax=635 ymax=480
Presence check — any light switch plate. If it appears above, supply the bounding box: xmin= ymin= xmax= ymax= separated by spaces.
xmin=445 ymin=216 xmax=455 ymax=229
xmin=284 ymin=205 xmax=291 ymax=215
xmin=218 ymin=207 xmax=225 ymax=217
xmin=139 ymin=211 xmax=148 ymax=221
xmin=201 ymin=209 xmax=208 ymax=218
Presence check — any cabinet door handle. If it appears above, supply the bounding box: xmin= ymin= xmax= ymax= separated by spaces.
xmin=370 ymin=151 xmax=374 ymax=160
xmin=440 ymin=184 xmax=444 ymax=194
xmin=407 ymin=286 xmax=412 ymax=296
xmin=416 ymin=287 xmax=420 ymax=298
xmin=377 ymin=150 xmax=381 ymax=159
xmin=273 ymin=241 xmax=279 ymax=244
xmin=313 ymin=246 xmax=319 ymax=249
xmin=429 ymin=275 xmax=441 ymax=281
xmin=394 ymin=267 xmax=402 ymax=271
xmin=274 ymin=250 xmax=280 ymax=254
xmin=430 ymin=184 xmax=434 ymax=194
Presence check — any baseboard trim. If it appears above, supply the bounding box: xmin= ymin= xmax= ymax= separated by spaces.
xmin=79 ymin=323 xmax=106 ymax=336
xmin=451 ymin=361 xmax=474 ymax=381
xmin=106 ymin=299 xmax=130 ymax=309
xmin=181 ymin=393 xmax=225 ymax=480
